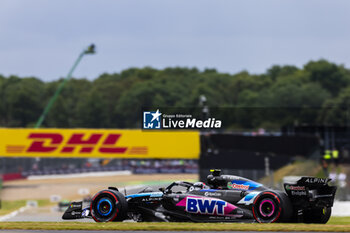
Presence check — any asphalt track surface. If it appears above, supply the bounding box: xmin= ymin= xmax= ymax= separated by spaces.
xmin=0 ymin=231 xmax=340 ymax=233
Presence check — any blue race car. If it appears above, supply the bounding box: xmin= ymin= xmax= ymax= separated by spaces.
xmin=63 ymin=169 xmax=336 ymax=223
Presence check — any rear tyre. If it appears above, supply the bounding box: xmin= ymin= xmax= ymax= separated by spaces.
xmin=252 ymin=191 xmax=292 ymax=223
xmin=303 ymin=207 xmax=331 ymax=224
xmin=90 ymin=189 xmax=128 ymax=222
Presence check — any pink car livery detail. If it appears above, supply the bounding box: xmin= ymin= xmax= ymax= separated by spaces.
xmin=176 ymin=196 xmax=240 ymax=217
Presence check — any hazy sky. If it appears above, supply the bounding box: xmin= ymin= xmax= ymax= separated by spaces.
xmin=1 ymin=0 xmax=349 ymax=81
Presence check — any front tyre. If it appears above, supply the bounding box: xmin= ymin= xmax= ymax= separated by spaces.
xmin=91 ymin=189 xmax=127 ymax=222
xmin=303 ymin=207 xmax=331 ymax=224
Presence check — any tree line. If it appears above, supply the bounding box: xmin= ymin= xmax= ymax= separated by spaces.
xmin=1 ymin=59 xmax=350 ymax=130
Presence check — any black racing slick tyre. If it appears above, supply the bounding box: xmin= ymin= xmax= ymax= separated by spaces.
xmin=252 ymin=191 xmax=292 ymax=223
xmin=90 ymin=189 xmax=128 ymax=222
xmin=303 ymin=207 xmax=331 ymax=224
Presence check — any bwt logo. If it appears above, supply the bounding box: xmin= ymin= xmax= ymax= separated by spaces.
xmin=186 ymin=197 xmax=227 ymax=215
xmin=8 ymin=133 xmax=148 ymax=154
xmin=143 ymin=109 xmax=162 ymax=129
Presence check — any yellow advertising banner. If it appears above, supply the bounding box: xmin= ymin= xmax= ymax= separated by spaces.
xmin=0 ymin=129 xmax=200 ymax=159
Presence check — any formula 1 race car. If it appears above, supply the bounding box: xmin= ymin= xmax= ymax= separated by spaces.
xmin=63 ymin=169 xmax=337 ymax=223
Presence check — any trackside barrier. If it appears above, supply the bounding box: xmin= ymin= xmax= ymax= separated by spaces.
xmin=0 ymin=129 xmax=200 ymax=159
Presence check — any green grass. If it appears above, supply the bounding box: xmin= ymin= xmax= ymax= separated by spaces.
xmin=0 ymin=218 xmax=350 ymax=232
xmin=0 ymin=199 xmax=51 ymax=216
xmin=329 ymin=216 xmax=350 ymax=225
xmin=0 ymin=200 xmax=28 ymax=216
xmin=259 ymin=159 xmax=322 ymax=185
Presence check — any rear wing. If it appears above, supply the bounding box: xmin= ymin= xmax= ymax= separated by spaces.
xmin=296 ymin=177 xmax=330 ymax=187
xmin=283 ymin=177 xmax=337 ymax=208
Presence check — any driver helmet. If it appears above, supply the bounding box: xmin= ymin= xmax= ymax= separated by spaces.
xmin=192 ymin=182 xmax=209 ymax=190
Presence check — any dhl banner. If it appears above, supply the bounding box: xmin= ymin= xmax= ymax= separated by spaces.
xmin=0 ymin=129 xmax=200 ymax=159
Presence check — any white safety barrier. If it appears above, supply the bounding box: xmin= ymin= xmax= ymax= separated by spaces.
xmin=332 ymin=201 xmax=350 ymax=216
xmin=27 ymin=170 xmax=132 ymax=180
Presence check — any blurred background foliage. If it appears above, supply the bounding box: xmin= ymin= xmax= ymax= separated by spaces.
xmin=1 ymin=59 xmax=349 ymax=129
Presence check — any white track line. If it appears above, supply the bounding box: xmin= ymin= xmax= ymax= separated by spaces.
xmin=0 ymin=206 xmax=30 ymax=222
